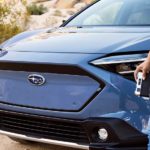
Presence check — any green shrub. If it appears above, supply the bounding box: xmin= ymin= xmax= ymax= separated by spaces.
xmin=27 ymin=4 xmax=47 ymax=15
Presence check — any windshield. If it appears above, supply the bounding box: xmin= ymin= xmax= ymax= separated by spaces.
xmin=66 ymin=0 xmax=150 ymax=26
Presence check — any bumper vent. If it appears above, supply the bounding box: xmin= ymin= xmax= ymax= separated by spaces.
xmin=0 ymin=112 xmax=89 ymax=144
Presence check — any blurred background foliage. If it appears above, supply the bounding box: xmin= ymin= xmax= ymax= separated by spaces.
xmin=0 ymin=4 xmax=21 ymax=43
xmin=0 ymin=0 xmax=27 ymax=43
xmin=0 ymin=0 xmax=94 ymax=44
xmin=0 ymin=24 xmax=22 ymax=44
xmin=27 ymin=4 xmax=48 ymax=15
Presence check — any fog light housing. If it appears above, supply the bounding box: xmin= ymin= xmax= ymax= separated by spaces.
xmin=98 ymin=128 xmax=108 ymax=141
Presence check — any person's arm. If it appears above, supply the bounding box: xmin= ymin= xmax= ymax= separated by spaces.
xmin=134 ymin=51 xmax=150 ymax=80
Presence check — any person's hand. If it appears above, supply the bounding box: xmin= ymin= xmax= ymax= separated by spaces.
xmin=134 ymin=60 xmax=150 ymax=81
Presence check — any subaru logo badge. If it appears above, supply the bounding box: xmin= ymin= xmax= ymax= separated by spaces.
xmin=28 ymin=74 xmax=46 ymax=86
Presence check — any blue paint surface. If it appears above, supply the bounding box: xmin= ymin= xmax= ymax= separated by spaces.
xmin=0 ymin=0 xmax=150 ymax=148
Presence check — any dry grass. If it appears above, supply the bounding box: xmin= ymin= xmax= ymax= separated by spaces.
xmin=0 ymin=1 xmax=27 ymax=44
xmin=0 ymin=24 xmax=22 ymax=44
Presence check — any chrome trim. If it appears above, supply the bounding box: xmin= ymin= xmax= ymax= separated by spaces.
xmin=0 ymin=130 xmax=89 ymax=150
xmin=91 ymin=53 xmax=147 ymax=65
xmin=119 ymin=70 xmax=134 ymax=75
xmin=92 ymin=58 xmax=146 ymax=65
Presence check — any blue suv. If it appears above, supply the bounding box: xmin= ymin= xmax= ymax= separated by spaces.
xmin=0 ymin=0 xmax=150 ymax=149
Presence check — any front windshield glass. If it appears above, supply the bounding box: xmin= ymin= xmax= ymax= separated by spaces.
xmin=66 ymin=0 xmax=150 ymax=26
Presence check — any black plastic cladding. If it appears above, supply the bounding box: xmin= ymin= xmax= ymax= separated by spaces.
xmin=0 ymin=111 xmax=148 ymax=150
xmin=85 ymin=118 xmax=148 ymax=150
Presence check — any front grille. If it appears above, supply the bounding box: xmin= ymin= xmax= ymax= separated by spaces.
xmin=0 ymin=112 xmax=89 ymax=144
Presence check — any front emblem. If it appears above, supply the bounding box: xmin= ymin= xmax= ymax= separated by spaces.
xmin=28 ymin=74 xmax=46 ymax=86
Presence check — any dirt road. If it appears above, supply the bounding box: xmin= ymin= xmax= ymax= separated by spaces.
xmin=0 ymin=135 xmax=79 ymax=150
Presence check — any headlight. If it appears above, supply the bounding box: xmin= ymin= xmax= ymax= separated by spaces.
xmin=90 ymin=53 xmax=148 ymax=81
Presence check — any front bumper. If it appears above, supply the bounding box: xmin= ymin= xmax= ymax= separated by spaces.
xmin=0 ymin=130 xmax=147 ymax=150
xmin=0 ymin=130 xmax=89 ymax=149
xmin=0 ymin=110 xmax=148 ymax=150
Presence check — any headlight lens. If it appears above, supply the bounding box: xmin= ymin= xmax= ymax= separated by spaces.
xmin=91 ymin=53 xmax=148 ymax=81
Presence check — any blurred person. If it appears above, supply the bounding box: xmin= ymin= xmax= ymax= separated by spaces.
xmin=134 ymin=52 xmax=150 ymax=80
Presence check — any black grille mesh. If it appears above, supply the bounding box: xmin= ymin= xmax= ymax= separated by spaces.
xmin=0 ymin=112 xmax=89 ymax=144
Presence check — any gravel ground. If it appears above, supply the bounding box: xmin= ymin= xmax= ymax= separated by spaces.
xmin=0 ymin=135 xmax=79 ymax=150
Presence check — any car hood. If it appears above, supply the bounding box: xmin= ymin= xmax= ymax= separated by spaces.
xmin=4 ymin=27 xmax=150 ymax=54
